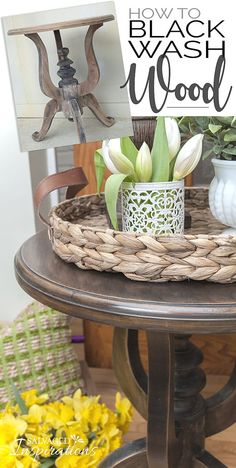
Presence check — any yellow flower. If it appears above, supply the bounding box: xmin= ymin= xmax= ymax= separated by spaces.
xmin=44 ymin=402 xmax=74 ymax=429
xmin=0 ymin=414 xmax=27 ymax=445
xmin=100 ymin=405 xmax=116 ymax=428
xmin=109 ymin=434 xmax=122 ymax=452
xmin=75 ymin=403 xmax=103 ymax=433
xmin=115 ymin=393 xmax=133 ymax=433
xmin=96 ymin=424 xmax=120 ymax=447
xmin=86 ymin=447 xmax=108 ymax=466
xmin=57 ymin=423 xmax=88 ymax=451
xmin=72 ymin=392 xmax=101 ymax=433
xmin=0 ymin=445 xmax=20 ymax=468
xmin=55 ymin=454 xmax=88 ymax=467
xmin=17 ymin=454 xmax=40 ymax=468
xmin=22 ymin=405 xmax=51 ymax=437
xmin=26 ymin=434 xmax=51 ymax=459
xmin=55 ymin=447 xmax=108 ymax=468
xmin=0 ymin=403 xmax=18 ymax=416
xmin=23 ymin=405 xmax=46 ymax=425
xmin=21 ymin=390 xmax=49 ymax=408
xmin=0 ymin=387 xmax=133 ymax=468
xmin=0 ymin=444 xmax=38 ymax=468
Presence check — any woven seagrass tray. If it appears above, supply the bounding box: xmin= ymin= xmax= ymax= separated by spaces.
xmin=47 ymin=184 xmax=236 ymax=284
xmin=35 ymin=168 xmax=236 ymax=284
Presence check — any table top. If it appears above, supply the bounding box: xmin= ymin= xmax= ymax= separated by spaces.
xmin=14 ymin=230 xmax=236 ymax=334
xmin=8 ymin=15 xmax=114 ymax=36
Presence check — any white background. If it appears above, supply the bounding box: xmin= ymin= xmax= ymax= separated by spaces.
xmin=117 ymin=0 xmax=236 ymax=116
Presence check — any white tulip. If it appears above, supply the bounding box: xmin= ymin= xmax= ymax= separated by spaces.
xmin=165 ymin=117 xmax=181 ymax=161
xmin=173 ymin=134 xmax=203 ymax=180
xmin=135 ymin=142 xmax=152 ymax=182
xmin=109 ymin=149 xmax=136 ymax=176
xmin=102 ymin=139 xmax=121 ymax=173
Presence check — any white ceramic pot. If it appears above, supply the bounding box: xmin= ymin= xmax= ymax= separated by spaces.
xmin=121 ymin=180 xmax=185 ymax=235
xmin=209 ymin=158 xmax=236 ymax=234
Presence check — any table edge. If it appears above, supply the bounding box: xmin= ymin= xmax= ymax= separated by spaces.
xmin=8 ymin=15 xmax=115 ymax=36
xmin=14 ymin=243 xmax=236 ymax=334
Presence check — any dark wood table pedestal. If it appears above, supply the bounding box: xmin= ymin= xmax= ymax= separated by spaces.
xmin=8 ymin=16 xmax=115 ymax=143
xmin=15 ymin=230 xmax=236 ymax=468
xmin=101 ymin=330 xmax=229 ymax=468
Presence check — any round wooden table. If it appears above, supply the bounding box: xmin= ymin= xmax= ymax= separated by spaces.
xmin=15 ymin=230 xmax=236 ymax=468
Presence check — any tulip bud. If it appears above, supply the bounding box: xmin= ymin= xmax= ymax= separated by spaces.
xmin=102 ymin=139 xmax=121 ymax=174
xmin=165 ymin=117 xmax=181 ymax=161
xmin=135 ymin=142 xmax=152 ymax=182
xmin=173 ymin=134 xmax=203 ymax=180
xmin=109 ymin=148 xmax=136 ymax=177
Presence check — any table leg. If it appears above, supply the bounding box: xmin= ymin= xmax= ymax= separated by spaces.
xmin=25 ymin=33 xmax=60 ymax=100
xmin=79 ymin=24 xmax=102 ymax=96
xmin=25 ymin=33 xmax=61 ymax=141
xmin=100 ymin=330 xmax=229 ymax=468
xmin=81 ymin=93 xmax=115 ymax=127
xmin=194 ymin=451 xmax=227 ymax=468
xmin=205 ymin=362 xmax=236 ymax=436
xmin=78 ymin=23 xmax=115 ymax=127
xmin=68 ymin=98 xmax=86 ymax=143
xmin=147 ymin=332 xmax=179 ymax=468
xmin=32 ymin=98 xmax=60 ymax=142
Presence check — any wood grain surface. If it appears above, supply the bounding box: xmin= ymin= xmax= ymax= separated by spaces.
xmin=8 ymin=15 xmax=114 ymax=35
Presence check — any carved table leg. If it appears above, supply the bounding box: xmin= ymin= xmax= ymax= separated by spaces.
xmin=101 ymin=329 xmax=230 ymax=468
xmin=25 ymin=33 xmax=61 ymax=141
xmin=81 ymin=93 xmax=115 ymax=127
xmin=147 ymin=332 xmax=180 ymax=468
xmin=79 ymin=23 xmax=102 ymax=96
xmin=25 ymin=33 xmax=60 ymax=100
xmin=112 ymin=328 xmax=147 ymax=420
xmin=78 ymin=23 xmax=115 ymax=127
xmin=32 ymin=98 xmax=60 ymax=142
xmin=195 ymin=451 xmax=227 ymax=468
xmin=205 ymin=362 xmax=236 ymax=436
xmin=68 ymin=98 xmax=86 ymax=143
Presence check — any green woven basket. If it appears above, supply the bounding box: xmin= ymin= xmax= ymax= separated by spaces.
xmin=0 ymin=302 xmax=84 ymax=409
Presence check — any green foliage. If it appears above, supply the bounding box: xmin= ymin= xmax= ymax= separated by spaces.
xmin=40 ymin=460 xmax=55 ymax=468
xmin=151 ymin=117 xmax=170 ymax=182
xmin=177 ymin=116 xmax=236 ymax=160
xmin=120 ymin=137 xmax=138 ymax=165
xmin=11 ymin=382 xmax=28 ymax=415
xmin=105 ymin=173 xmax=128 ymax=229
xmin=94 ymin=149 xmax=106 ymax=193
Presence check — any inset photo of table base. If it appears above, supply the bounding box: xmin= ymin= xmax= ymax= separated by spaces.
xmin=8 ymin=16 xmax=115 ymax=144
xmin=3 ymin=2 xmax=132 ymax=151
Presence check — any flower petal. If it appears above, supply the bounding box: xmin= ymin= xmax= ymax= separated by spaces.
xmin=102 ymin=140 xmax=120 ymax=173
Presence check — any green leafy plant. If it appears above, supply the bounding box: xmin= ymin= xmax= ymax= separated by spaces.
xmin=94 ymin=117 xmax=203 ymax=229
xmin=177 ymin=116 xmax=236 ymax=160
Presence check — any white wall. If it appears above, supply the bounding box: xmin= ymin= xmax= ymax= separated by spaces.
xmin=0 ymin=19 xmax=35 ymax=320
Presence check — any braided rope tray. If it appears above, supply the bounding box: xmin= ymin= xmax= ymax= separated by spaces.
xmin=49 ymin=187 xmax=236 ymax=283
